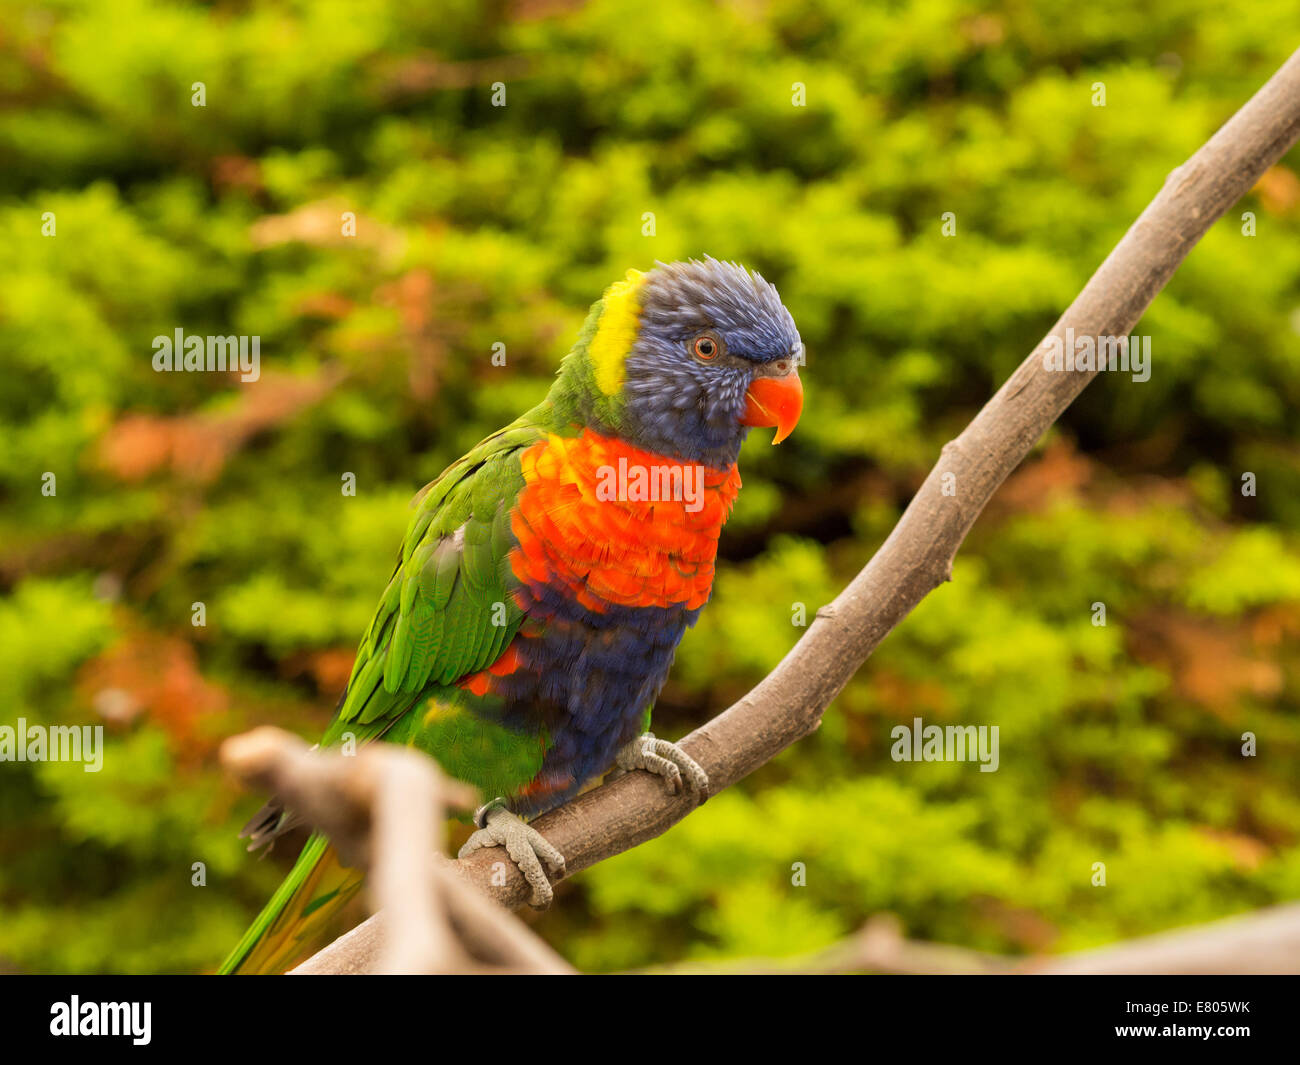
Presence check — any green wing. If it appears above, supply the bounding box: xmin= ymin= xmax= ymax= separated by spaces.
xmin=320 ymin=419 xmax=541 ymax=746
xmin=224 ymin=419 xmax=547 ymax=972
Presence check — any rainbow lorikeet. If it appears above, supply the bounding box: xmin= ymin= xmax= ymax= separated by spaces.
xmin=219 ymin=257 xmax=804 ymax=974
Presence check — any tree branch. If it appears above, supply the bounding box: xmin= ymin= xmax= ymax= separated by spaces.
xmin=640 ymin=906 xmax=1300 ymax=975
xmin=224 ymin=728 xmax=1300 ymax=975
xmin=297 ymin=48 xmax=1300 ymax=973
xmin=221 ymin=727 xmax=574 ymax=974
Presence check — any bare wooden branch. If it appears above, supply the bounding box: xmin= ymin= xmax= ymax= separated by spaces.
xmin=640 ymin=915 xmax=1018 ymax=975
xmin=640 ymin=905 xmax=1300 ymax=975
xmin=298 ymin=48 xmax=1300 ymax=973
xmin=369 ymin=749 xmax=463 ymax=973
xmin=221 ymin=720 xmax=1300 ymax=977
xmin=1027 ymin=903 xmax=1300 ymax=975
xmin=221 ymin=727 xmax=574 ymax=974
xmin=291 ymin=857 xmax=575 ymax=975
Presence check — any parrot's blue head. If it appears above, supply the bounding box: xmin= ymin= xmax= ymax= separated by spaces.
xmin=566 ymin=257 xmax=804 ymax=468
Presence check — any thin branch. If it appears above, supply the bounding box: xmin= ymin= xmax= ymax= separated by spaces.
xmin=642 ymin=906 xmax=1300 ymax=975
xmin=221 ymin=727 xmax=574 ymax=974
xmin=638 ymin=915 xmax=1018 ymax=975
xmin=1026 ymin=903 xmax=1300 ymax=975
xmin=368 ymin=747 xmax=464 ymax=973
xmin=299 ymin=48 xmax=1300 ymax=973
xmin=290 ymin=857 xmax=576 ymax=975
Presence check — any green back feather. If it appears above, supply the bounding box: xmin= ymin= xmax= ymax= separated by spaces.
xmin=321 ymin=418 xmax=540 ymax=745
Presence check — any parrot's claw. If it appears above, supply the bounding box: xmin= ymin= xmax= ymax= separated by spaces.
xmin=457 ymin=798 xmax=566 ymax=909
xmin=614 ymin=732 xmax=709 ymax=800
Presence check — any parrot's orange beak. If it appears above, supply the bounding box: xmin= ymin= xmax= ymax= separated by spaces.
xmin=741 ymin=372 xmax=803 ymax=444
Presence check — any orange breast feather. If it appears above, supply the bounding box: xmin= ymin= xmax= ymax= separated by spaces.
xmin=508 ymin=429 xmax=741 ymax=613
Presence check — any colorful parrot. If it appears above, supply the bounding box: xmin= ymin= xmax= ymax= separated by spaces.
xmin=219 ymin=257 xmax=804 ymax=974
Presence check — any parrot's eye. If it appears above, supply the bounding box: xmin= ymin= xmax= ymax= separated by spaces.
xmin=692 ymin=334 xmax=722 ymax=361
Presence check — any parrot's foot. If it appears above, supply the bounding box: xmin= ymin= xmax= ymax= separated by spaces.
xmin=614 ymin=732 xmax=709 ymax=800
xmin=457 ymin=798 xmax=566 ymax=909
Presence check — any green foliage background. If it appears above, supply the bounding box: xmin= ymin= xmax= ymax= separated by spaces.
xmin=3 ymin=0 xmax=1300 ymax=972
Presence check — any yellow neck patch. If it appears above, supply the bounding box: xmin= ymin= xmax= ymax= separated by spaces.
xmin=589 ymin=269 xmax=645 ymax=396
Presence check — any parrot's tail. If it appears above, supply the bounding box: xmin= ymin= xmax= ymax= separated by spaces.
xmin=219 ymin=833 xmax=365 ymax=975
